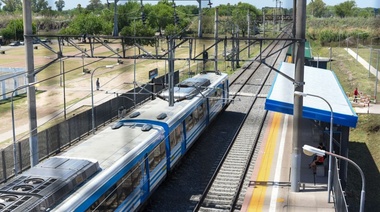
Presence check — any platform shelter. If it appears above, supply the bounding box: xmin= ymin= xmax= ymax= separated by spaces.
xmin=265 ymin=62 xmax=358 ymax=187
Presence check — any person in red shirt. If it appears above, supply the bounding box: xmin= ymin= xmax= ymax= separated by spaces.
xmin=354 ymin=88 xmax=359 ymax=102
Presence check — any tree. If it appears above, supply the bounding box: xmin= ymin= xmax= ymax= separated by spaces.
xmin=232 ymin=3 xmax=261 ymax=37
xmin=32 ymin=0 xmax=49 ymax=13
xmin=148 ymin=2 xmax=175 ymax=35
xmin=55 ymin=0 xmax=65 ymax=12
xmin=1 ymin=19 xmax=36 ymax=41
xmin=1 ymin=0 xmax=22 ymax=12
xmin=87 ymin=0 xmax=104 ymax=11
xmin=334 ymin=0 xmax=356 ymax=18
xmin=117 ymin=1 xmax=140 ymax=32
xmin=59 ymin=13 xmax=112 ymax=35
xmin=119 ymin=20 xmax=156 ymax=46
xmin=308 ymin=0 xmax=326 ymax=18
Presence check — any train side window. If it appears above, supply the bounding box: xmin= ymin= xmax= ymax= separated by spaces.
xmin=216 ymin=88 xmax=222 ymax=97
xmin=170 ymin=125 xmax=182 ymax=151
xmin=87 ymin=163 xmax=142 ymax=211
xmin=185 ymin=114 xmax=194 ymax=132
xmin=175 ymin=125 xmax=182 ymax=141
xmin=193 ymin=108 xmax=199 ymax=122
xmin=209 ymin=91 xmax=217 ymax=107
xmin=148 ymin=141 xmax=166 ymax=172
xmin=198 ymin=103 xmax=205 ymax=119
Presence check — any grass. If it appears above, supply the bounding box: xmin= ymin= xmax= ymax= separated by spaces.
xmin=314 ymin=40 xmax=380 ymax=211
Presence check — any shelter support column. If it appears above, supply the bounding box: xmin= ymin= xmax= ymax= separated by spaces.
xmin=339 ymin=126 xmax=349 ymax=189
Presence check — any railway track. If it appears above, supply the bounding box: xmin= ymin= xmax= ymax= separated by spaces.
xmin=143 ymin=27 xmax=292 ymax=212
xmin=194 ymin=27 xmax=292 ymax=212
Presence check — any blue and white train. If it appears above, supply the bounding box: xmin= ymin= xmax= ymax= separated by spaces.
xmin=0 ymin=71 xmax=229 ymax=211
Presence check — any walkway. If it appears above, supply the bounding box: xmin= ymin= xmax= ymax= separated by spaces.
xmin=241 ymin=113 xmax=335 ymax=211
xmin=346 ymin=48 xmax=380 ymax=114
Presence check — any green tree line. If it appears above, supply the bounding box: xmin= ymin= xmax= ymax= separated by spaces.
xmin=0 ymin=0 xmax=379 ymax=44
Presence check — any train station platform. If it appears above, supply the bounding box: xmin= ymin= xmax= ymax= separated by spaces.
xmin=241 ymin=62 xmax=359 ymax=211
xmin=241 ymin=112 xmax=335 ymax=211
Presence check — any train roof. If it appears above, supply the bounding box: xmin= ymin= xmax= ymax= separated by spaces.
xmin=265 ymin=62 xmax=358 ymax=128
xmin=121 ymin=72 xmax=228 ymax=127
xmin=60 ymin=123 xmax=164 ymax=169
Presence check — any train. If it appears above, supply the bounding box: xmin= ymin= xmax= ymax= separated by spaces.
xmin=0 ymin=71 xmax=229 ymax=211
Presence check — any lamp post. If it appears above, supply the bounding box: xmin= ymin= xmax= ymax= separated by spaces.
xmin=328 ymin=47 xmax=332 ymax=70
xmin=294 ymin=91 xmax=333 ymax=202
xmin=302 ymin=144 xmax=365 ymax=212
xmin=11 ymin=83 xmax=38 ymax=176
xmin=374 ymin=50 xmax=379 ymax=104
xmin=91 ymin=65 xmax=114 ymax=134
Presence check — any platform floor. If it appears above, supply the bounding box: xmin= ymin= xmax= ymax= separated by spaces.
xmin=241 ymin=112 xmax=335 ymax=211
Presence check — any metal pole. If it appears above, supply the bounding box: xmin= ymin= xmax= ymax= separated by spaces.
xmin=113 ymin=0 xmax=119 ymax=36
xmin=317 ymin=53 xmax=319 ymax=68
xmin=23 ymin=0 xmax=38 ymax=167
xmin=247 ymin=12 xmax=250 ymax=57
xmin=11 ymin=89 xmax=21 ymax=175
xmin=197 ymin=0 xmax=202 ymax=38
xmin=263 ymin=9 xmax=265 ymax=42
xmin=291 ymin=0 xmax=296 ymax=63
xmin=291 ymin=0 xmax=306 ymax=192
xmin=63 ymin=61 xmax=67 ymax=120
xmin=326 ymin=151 xmax=365 ymax=212
xmin=214 ymin=8 xmax=218 ymax=72
xmin=329 ymin=47 xmax=332 ymax=70
xmin=339 ymin=32 xmax=340 ymax=48
xmin=168 ymin=37 xmax=175 ymax=106
xmin=369 ymin=47 xmax=372 ymax=77
xmin=375 ymin=50 xmax=379 ymax=103
xmin=91 ymin=70 xmax=96 ymax=134
xmin=134 ymin=20 xmax=137 ymax=107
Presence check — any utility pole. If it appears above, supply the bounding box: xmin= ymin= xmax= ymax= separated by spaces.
xmin=279 ymin=0 xmax=282 ymax=30
xmin=23 ymin=0 xmax=39 ymax=166
xmin=168 ymin=37 xmax=175 ymax=106
xmin=197 ymin=0 xmax=202 ymax=37
xmin=292 ymin=0 xmax=296 ymax=63
xmin=247 ymin=12 xmax=251 ymax=57
xmin=214 ymin=8 xmax=219 ymax=72
xmin=291 ymin=0 xmax=307 ymax=192
xmin=236 ymin=25 xmax=240 ymax=68
xmin=112 ymin=0 xmax=119 ymax=36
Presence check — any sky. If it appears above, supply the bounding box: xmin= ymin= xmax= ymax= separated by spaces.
xmin=48 ymin=0 xmax=380 ymax=10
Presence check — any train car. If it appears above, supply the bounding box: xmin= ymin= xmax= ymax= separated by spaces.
xmin=0 ymin=71 xmax=228 ymax=211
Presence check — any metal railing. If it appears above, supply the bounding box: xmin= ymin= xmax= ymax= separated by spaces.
xmin=332 ymin=155 xmax=349 ymax=212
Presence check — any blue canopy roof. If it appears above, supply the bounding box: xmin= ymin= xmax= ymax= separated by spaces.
xmin=265 ymin=62 xmax=358 ymax=128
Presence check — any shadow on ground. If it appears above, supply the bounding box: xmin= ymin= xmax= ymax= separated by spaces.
xmin=346 ymin=141 xmax=379 ymax=212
